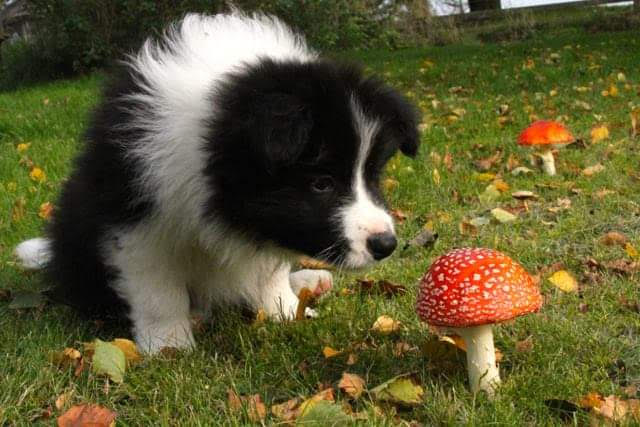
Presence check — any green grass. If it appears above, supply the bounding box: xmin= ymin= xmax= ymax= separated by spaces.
xmin=1 ymin=28 xmax=639 ymax=425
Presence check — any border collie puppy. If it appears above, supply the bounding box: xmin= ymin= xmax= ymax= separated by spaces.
xmin=15 ymin=12 xmax=419 ymax=353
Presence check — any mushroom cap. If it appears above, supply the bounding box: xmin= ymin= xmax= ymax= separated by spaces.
xmin=416 ymin=248 xmax=542 ymax=327
xmin=518 ymin=120 xmax=574 ymax=147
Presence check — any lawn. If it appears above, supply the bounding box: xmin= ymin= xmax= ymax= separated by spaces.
xmin=1 ymin=27 xmax=639 ymax=425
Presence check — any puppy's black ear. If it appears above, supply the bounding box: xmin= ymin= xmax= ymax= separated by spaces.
xmin=249 ymin=93 xmax=313 ymax=173
xmin=359 ymin=80 xmax=420 ymax=158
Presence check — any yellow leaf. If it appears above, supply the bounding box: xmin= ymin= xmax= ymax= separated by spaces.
xmin=625 ymin=243 xmax=639 ymax=259
xmin=617 ymin=72 xmax=626 ymax=82
xmin=492 ymin=179 xmax=510 ymax=192
xmin=548 ymin=270 xmax=578 ymax=292
xmin=608 ymin=84 xmax=619 ymax=97
xmin=111 ymin=338 xmax=142 ymax=365
xmin=475 ymin=172 xmax=496 ymax=182
xmin=383 ymin=178 xmax=399 ymax=192
xmin=322 ymin=346 xmax=342 ymax=359
xmin=38 ymin=202 xmax=54 ymax=220
xmin=549 ymin=89 xmax=558 ymax=97
xmin=12 ymin=198 xmax=26 ymax=222
xmin=29 ymin=167 xmax=46 ymax=183
xmin=16 ymin=143 xmax=30 ymax=153
xmin=432 ymin=168 xmax=441 ymax=186
xmin=371 ymin=315 xmax=401 ymax=335
xmin=590 ymin=125 xmax=609 ymax=143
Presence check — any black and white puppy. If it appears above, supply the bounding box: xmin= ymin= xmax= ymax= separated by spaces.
xmin=15 ymin=12 xmax=419 ymax=353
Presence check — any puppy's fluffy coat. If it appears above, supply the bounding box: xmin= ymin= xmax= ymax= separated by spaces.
xmin=15 ymin=12 xmax=419 ymax=353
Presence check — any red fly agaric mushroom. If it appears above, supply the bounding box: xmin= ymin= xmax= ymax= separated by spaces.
xmin=416 ymin=248 xmax=542 ymax=395
xmin=518 ymin=120 xmax=574 ymax=176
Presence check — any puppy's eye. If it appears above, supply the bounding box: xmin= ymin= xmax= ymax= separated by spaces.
xmin=311 ymin=176 xmax=335 ymax=193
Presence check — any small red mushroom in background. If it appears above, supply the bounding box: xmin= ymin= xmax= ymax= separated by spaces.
xmin=416 ymin=248 xmax=542 ymax=396
xmin=518 ymin=120 xmax=574 ymax=176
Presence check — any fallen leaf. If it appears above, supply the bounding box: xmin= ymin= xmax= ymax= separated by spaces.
xmin=631 ymin=108 xmax=640 ymax=138
xmin=295 ymin=288 xmax=314 ymax=321
xmin=346 ymin=354 xmax=357 ymax=365
xmin=600 ymin=231 xmax=628 ymax=247
xmin=16 ymin=143 xmax=30 ymax=153
xmin=582 ymin=163 xmax=605 ymax=176
xmin=57 ymin=404 xmax=116 ymax=427
xmin=604 ymin=259 xmax=640 ymax=275
xmin=50 ymin=348 xmax=83 ymax=376
xmin=297 ymin=388 xmax=335 ymax=417
xmin=9 ymin=290 xmax=47 ymax=309
xmin=548 ymin=270 xmax=578 ymax=292
xmin=511 ymin=166 xmax=533 ymax=175
xmin=392 ymin=342 xmax=415 ymax=358
xmin=297 ymin=400 xmax=352 ymax=424
xmin=227 ymin=390 xmax=266 ymax=422
xmin=383 ymin=178 xmax=399 ymax=192
xmin=338 ymin=373 xmax=366 ymax=399
xmin=491 ymin=207 xmax=517 ymax=223
xmin=371 ymin=315 xmax=401 ymax=335
xmin=590 ymin=125 xmax=610 ymax=143
xmin=357 ymin=279 xmax=407 ymax=297
xmin=479 ymin=185 xmax=501 ymax=204
xmin=12 ymin=197 xmax=26 ymax=222
xmin=407 ymin=228 xmax=438 ymax=249
xmin=55 ymin=391 xmax=73 ymax=411
xmin=91 ymin=340 xmax=126 ymax=383
xmin=29 ymin=167 xmax=46 ymax=183
xmin=594 ymin=395 xmax=640 ymax=422
xmin=391 ymin=208 xmax=407 ymax=223
xmin=432 ymin=169 xmax=441 ymax=186
xmin=475 ymin=172 xmax=496 ymax=182
xmin=39 ymin=202 xmax=54 ymax=220
xmin=111 ymin=339 xmax=142 ymax=365
xmin=515 ymin=337 xmax=534 ymax=353
xmin=474 ymin=151 xmax=502 ymax=171
xmin=323 ymin=346 xmax=342 ymax=359
xmin=271 ymin=397 xmax=301 ymax=422
xmin=459 ymin=221 xmax=478 ymax=236
xmin=370 ymin=375 xmax=424 ymax=406
xmin=625 ymin=243 xmax=639 ymax=259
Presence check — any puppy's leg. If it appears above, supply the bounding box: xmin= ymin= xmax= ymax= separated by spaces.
xmin=289 ymin=269 xmax=333 ymax=297
xmin=107 ymin=230 xmax=194 ymax=354
xmin=258 ymin=262 xmax=301 ymax=320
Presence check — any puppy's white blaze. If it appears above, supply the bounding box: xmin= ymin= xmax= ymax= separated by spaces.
xmin=122 ymin=12 xmax=317 ymax=241
xmin=340 ymin=99 xmax=394 ymax=268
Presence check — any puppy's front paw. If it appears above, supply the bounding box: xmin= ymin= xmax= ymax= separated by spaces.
xmin=289 ymin=269 xmax=333 ymax=298
xmin=134 ymin=320 xmax=195 ymax=355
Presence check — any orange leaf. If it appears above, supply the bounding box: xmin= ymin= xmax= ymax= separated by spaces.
xmin=338 ymin=372 xmax=366 ymax=399
xmin=57 ymin=404 xmax=116 ymax=427
xmin=39 ymin=202 xmax=54 ymax=220
xmin=322 ymin=346 xmax=342 ymax=359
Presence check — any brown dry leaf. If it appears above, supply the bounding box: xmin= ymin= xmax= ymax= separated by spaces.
xmin=38 ymin=202 xmax=54 ymax=220
xmin=57 ymin=404 xmax=116 ymax=427
xmin=271 ymin=397 xmax=302 ymax=422
xmin=227 ymin=390 xmax=267 ymax=422
xmin=594 ymin=395 xmax=640 ymax=422
xmin=322 ymin=346 xmax=342 ymax=359
xmin=346 ymin=354 xmax=357 ymax=365
xmin=506 ymin=154 xmax=520 ymax=171
xmin=582 ymin=163 xmax=605 ymax=176
xmin=515 ymin=336 xmax=534 ymax=353
xmin=295 ymin=288 xmax=314 ymax=321
xmin=338 ymin=373 xmax=366 ymax=399
xmin=356 ymin=279 xmax=407 ymax=297
xmin=594 ymin=189 xmax=616 ymax=199
xmin=590 ymin=125 xmax=610 ymax=143
xmin=298 ymin=256 xmax=332 ymax=270
xmin=604 ymin=259 xmax=640 ymax=275
xmin=371 ymin=315 xmax=401 ymax=335
xmin=55 ymin=391 xmax=74 ymax=411
xmin=12 ymin=197 xmax=26 ymax=222
xmin=548 ymin=270 xmax=579 ymax=292
xmin=443 ymin=152 xmax=454 ymax=171
xmin=600 ymin=231 xmax=628 ymax=247
xmin=392 ymin=341 xmax=415 ymax=358
xmin=50 ymin=347 xmax=84 ymax=377
xmin=474 ymin=151 xmax=502 ymax=171
xmin=459 ymin=221 xmax=478 ymax=236
xmin=631 ymin=108 xmax=640 ymax=138
xmin=390 ymin=208 xmax=407 ymax=223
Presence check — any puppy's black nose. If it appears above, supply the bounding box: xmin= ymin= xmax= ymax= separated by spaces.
xmin=366 ymin=232 xmax=397 ymax=260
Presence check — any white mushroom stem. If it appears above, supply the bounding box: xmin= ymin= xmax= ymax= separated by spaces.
xmin=537 ymin=149 xmax=556 ymax=176
xmin=452 ymin=324 xmax=501 ymax=396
